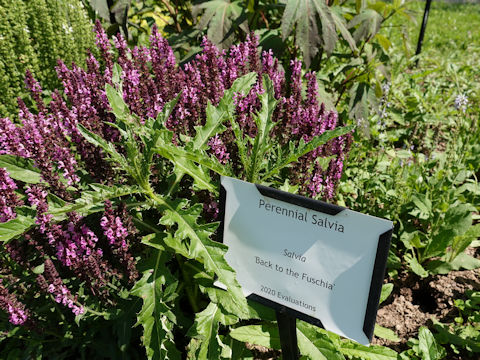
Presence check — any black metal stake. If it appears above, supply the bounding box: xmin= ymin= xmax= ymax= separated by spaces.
xmin=276 ymin=310 xmax=300 ymax=360
xmin=415 ymin=0 xmax=433 ymax=66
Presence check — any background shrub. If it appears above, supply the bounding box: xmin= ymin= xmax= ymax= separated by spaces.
xmin=0 ymin=0 xmax=95 ymax=118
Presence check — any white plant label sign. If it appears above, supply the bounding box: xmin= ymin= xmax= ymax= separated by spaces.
xmin=219 ymin=176 xmax=393 ymax=345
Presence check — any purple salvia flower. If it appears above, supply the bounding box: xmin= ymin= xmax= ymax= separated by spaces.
xmin=24 ymin=69 xmax=45 ymax=113
xmin=94 ymin=20 xmax=113 ymax=77
xmin=7 ymin=304 xmax=28 ymax=325
xmin=0 ymin=117 xmax=24 ymax=156
xmin=25 ymin=185 xmax=52 ymax=232
xmin=0 ymin=168 xmax=22 ymax=223
xmin=101 ymin=201 xmax=138 ymax=283
xmin=208 ymin=135 xmax=230 ymax=164
xmin=38 ymin=259 xmax=84 ymax=316
xmin=0 ymin=280 xmax=29 ymax=326
xmin=101 ymin=200 xmax=128 ymax=248
xmin=261 ymin=49 xmax=284 ymax=97
xmin=246 ymin=33 xmax=260 ymax=73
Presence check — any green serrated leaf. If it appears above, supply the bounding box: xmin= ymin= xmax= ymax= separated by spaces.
xmin=48 ymin=183 xmax=142 ymax=219
xmin=425 ymin=204 xmax=472 ymax=258
xmin=194 ymin=0 xmax=247 ymax=48
xmin=229 ymin=324 xmax=281 ymax=350
xmin=349 ymin=82 xmax=370 ymax=134
xmin=32 ymin=263 xmax=45 ymax=274
xmin=281 ymin=0 xmax=339 ymax=67
xmin=0 ymin=155 xmax=43 ymax=184
xmin=405 ymin=253 xmax=429 ymax=278
xmin=348 ymin=9 xmax=382 ymax=43
xmin=379 ymin=283 xmax=393 ymax=304
xmin=130 ymin=252 xmax=181 ymax=360
xmin=0 ymin=215 xmax=36 ymax=243
xmin=112 ymin=63 xmax=123 ymax=87
xmin=339 ymin=341 xmax=398 ymax=360
xmin=150 ymin=193 xmax=249 ymax=317
xmin=106 ymin=83 xmax=129 ymax=119
xmin=174 ymin=157 xmax=216 ymax=193
xmin=412 ymin=194 xmax=432 ymax=215
xmin=193 ymin=72 xmax=257 ymax=151
xmin=247 ymin=75 xmax=278 ymax=182
xmin=296 ymin=322 xmax=343 ymax=360
xmin=262 ymin=125 xmax=355 ymax=182
xmin=77 ymin=124 xmax=128 ymax=170
xmin=428 ymin=253 xmax=480 ymax=275
xmin=418 ymin=327 xmax=445 ymax=360
xmin=331 ymin=7 xmax=357 ymax=52
xmin=374 ymin=325 xmax=400 ymax=342
xmin=187 ymin=302 xmax=238 ymax=360
xmin=450 ymin=224 xmax=480 ymax=261
xmin=154 ymin=135 xmax=232 ymax=178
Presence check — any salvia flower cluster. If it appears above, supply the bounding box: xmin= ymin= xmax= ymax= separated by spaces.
xmin=0 ymin=279 xmax=28 ymax=325
xmin=90 ymin=22 xmax=350 ymax=197
xmin=0 ymin=20 xmax=352 ymax=329
xmin=0 ymin=168 xmax=22 ymax=223
xmin=0 ymin=68 xmax=139 ymax=325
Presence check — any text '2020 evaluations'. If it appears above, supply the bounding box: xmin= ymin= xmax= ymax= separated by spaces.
xmin=218 ymin=176 xmax=393 ymax=345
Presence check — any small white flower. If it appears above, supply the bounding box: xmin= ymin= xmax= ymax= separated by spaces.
xmin=62 ymin=23 xmax=73 ymax=34
xmin=454 ymin=93 xmax=468 ymax=113
xmin=382 ymin=82 xmax=391 ymax=95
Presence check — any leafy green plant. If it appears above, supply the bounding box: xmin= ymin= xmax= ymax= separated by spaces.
xmin=399 ymin=327 xmax=446 ymax=360
xmin=0 ymin=26 xmax=355 ymax=355
xmin=0 ymin=0 xmax=95 ymax=118
xmin=77 ymin=72 xmax=353 ymax=358
xmin=432 ymin=290 xmax=480 ymax=356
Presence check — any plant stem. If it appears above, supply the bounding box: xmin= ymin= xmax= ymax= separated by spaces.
xmin=176 ymin=254 xmax=200 ymax=313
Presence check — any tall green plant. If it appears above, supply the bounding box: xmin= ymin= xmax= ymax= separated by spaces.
xmin=0 ymin=0 xmax=95 ymax=118
xmin=75 ymin=71 xmax=354 ymax=358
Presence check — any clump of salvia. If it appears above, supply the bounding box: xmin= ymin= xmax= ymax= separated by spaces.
xmin=0 ymin=21 xmax=351 ymax=327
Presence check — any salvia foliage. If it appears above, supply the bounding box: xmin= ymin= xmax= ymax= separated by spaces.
xmin=0 ymin=21 xmax=361 ymax=359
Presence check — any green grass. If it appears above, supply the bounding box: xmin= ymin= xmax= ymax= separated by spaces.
xmin=338 ymin=2 xmax=480 ymax=357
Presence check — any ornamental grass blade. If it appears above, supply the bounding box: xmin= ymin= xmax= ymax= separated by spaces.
xmin=187 ymin=302 xmax=238 ymax=360
xmin=130 ymin=252 xmax=181 ymax=360
xmin=155 ymin=195 xmax=249 ymax=316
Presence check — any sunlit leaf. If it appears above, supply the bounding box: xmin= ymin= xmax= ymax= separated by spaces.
xmin=130 ymin=252 xmax=181 ymax=360
xmin=229 ymin=324 xmax=281 ymax=349
xmin=0 ymin=155 xmax=43 ymax=184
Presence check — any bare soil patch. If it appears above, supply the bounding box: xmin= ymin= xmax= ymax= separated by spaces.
xmin=374 ymin=265 xmax=480 ymax=356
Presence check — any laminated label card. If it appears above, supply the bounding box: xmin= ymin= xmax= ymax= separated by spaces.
xmin=219 ymin=176 xmax=393 ymax=345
